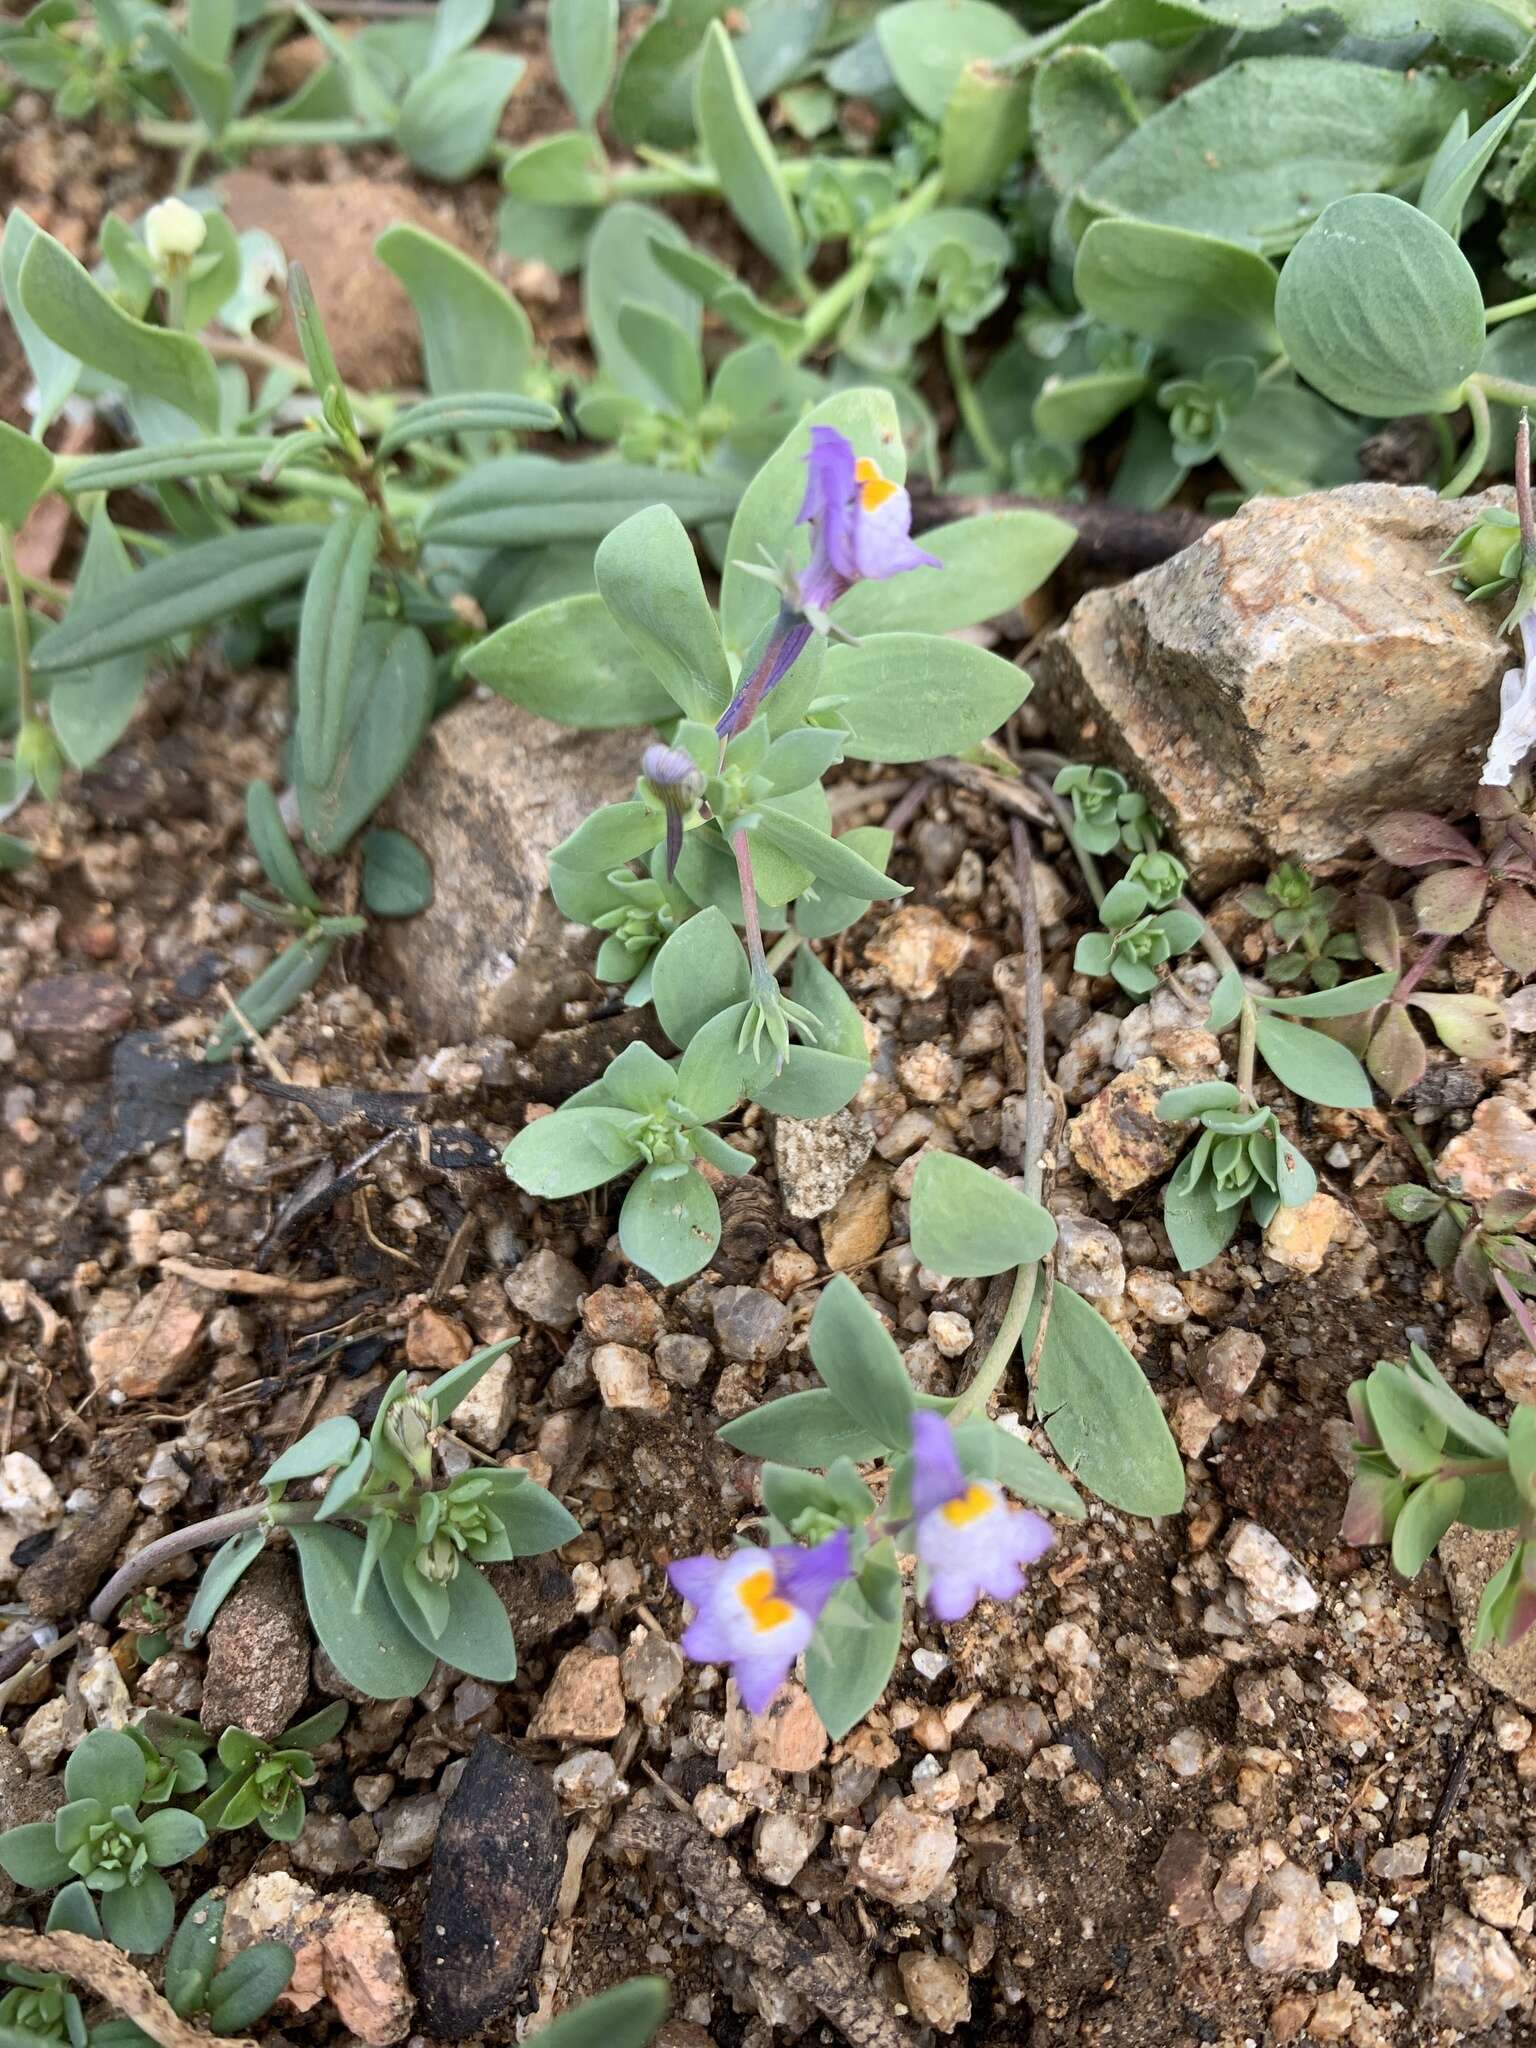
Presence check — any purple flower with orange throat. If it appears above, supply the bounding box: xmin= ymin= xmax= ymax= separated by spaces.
xmin=907 ymin=1412 xmax=1053 ymax=1622
xmin=716 ymin=425 xmax=938 ymax=739
xmin=668 ymin=1529 xmax=853 ymax=1714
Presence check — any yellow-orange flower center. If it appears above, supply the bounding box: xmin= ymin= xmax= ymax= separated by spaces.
xmin=941 ymin=1483 xmax=995 ymax=1528
xmin=855 ymin=457 xmax=898 ymax=511
xmin=737 ymin=1567 xmax=794 ymax=1633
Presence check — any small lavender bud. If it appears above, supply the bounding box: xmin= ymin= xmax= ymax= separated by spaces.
xmin=642 ymin=745 xmax=704 ymax=880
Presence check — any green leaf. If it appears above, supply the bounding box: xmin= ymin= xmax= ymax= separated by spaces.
xmin=616 ymin=303 xmax=704 ymax=417
xmin=982 ymin=1422 xmax=1085 ymax=1519
xmin=1074 ymin=219 xmax=1278 ymax=364
xmin=1254 ymin=1012 xmax=1373 ymax=1109
xmin=909 ymin=1151 xmax=1056 ymax=1278
xmin=721 ymin=388 xmax=903 ymax=660
xmin=1217 ymin=379 xmax=1363 ymax=498
xmin=361 ymin=828 xmax=433 ymax=917
xmin=1156 ymin=1081 xmax=1242 ymax=1122
xmin=652 ymin=908 xmax=750 ymax=1047
xmin=1030 ymin=1282 xmax=1186 ymax=1515
xmin=876 ymin=0 xmax=1020 ymax=122
xmin=425 ymin=455 xmax=738 ymax=550
xmin=204 ymin=936 xmax=334 ymax=1063
xmin=246 ymin=779 xmax=321 ymax=914
xmin=940 ymin=55 xmax=1031 ymax=201
xmin=793 ymin=825 xmax=891 ymax=942
xmin=804 ymin=1561 xmax=903 ymax=1740
xmin=1031 ymin=45 xmax=1139 ymax=198
xmin=495 ymin=1479 xmax=582 ymax=1555
xmin=289 ymin=259 xmax=351 ymax=418
xmin=184 ymin=1526 xmax=267 ymax=1643
xmin=833 ymin=512 xmax=1074 ymax=638
xmin=695 ymin=20 xmax=804 ymax=282
xmin=263 ymin=1414 xmax=361 ymax=1487
xmin=612 ymin=0 xmax=728 ymax=147
xmin=17 ymin=224 xmax=221 ymax=430
xmin=594 ymin=505 xmax=732 ymax=720
xmin=48 ymin=506 xmax=147 ymax=772
xmin=464 ymin=594 xmax=676 ymax=729
xmin=551 ymin=0 xmax=618 ymax=125
xmin=718 ymin=1386 xmax=892 ymax=1465
xmin=288 ymin=1522 xmax=437 ymax=1700
xmin=536 ymin=1978 xmax=670 ymax=2048
xmin=1258 ymin=972 xmax=1398 ymax=1018
xmin=807 ymin=1274 xmax=915 ymax=1450
xmin=32 ymin=526 xmax=325 ymax=675
xmin=377 ymin=390 xmax=560 ymax=458
xmin=1080 ymin=59 xmax=1487 ymax=255
xmin=0 ymin=419 xmax=53 ymax=529
xmin=1364 ymin=1363 xmax=1445 ymax=1477
xmin=583 ymin=203 xmax=702 ymax=407
xmin=46 ymin=1880 xmax=105 ymax=1940
xmin=380 ymin=1529 xmax=518 ymax=1680
xmin=1276 ymin=193 xmax=1484 ymax=416
xmin=165 ymin=1891 xmax=224 ymax=2018
xmin=649 ymin=238 xmax=804 ymax=349
xmin=139 ymin=1807 xmax=207 ymax=1869
xmin=1391 ymin=1475 xmax=1464 ymax=1578
xmin=204 ymin=1943 xmax=295 ymax=2033
xmin=101 ymin=1871 xmax=174 ymax=1956
xmin=296 ymin=509 xmax=379 ymax=788
xmin=142 ymin=18 xmax=233 ymax=137
xmin=1 ymin=209 xmax=79 ymax=435
xmin=618 ymin=1161 xmax=721 ymax=1284
xmin=753 ymin=804 xmax=908 ymax=899
xmin=1420 ymin=70 xmax=1536 ymax=237
xmin=397 ymin=50 xmax=525 ymax=180
xmin=66 ymin=1730 xmax=146 ymax=1809
xmin=1399 ymin=1348 xmax=1511 ymax=1461
xmin=298 ymin=622 xmax=433 ymax=855
xmin=0 ymin=1822 xmax=72 ymax=1891
xmin=424 ymin=1336 xmax=518 ymax=1424
xmin=822 ymin=633 xmax=1032 ymax=765
xmin=554 ymin=800 xmax=664 ymax=871
xmin=376 ymin=224 xmax=534 ymax=397
xmin=504 ymin=1105 xmax=640 ymax=1196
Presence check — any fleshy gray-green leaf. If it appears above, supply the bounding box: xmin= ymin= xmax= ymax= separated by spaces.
xmin=1074 ymin=219 xmax=1279 ymax=364
xmin=594 ymin=504 xmax=733 ymax=720
xmin=833 ymin=511 xmax=1075 ymax=638
xmin=823 ymin=633 xmax=1032 ymax=764
xmin=695 ymin=20 xmax=804 ymax=282
xmin=807 ymin=1274 xmax=915 ymax=1451
xmin=1254 ymin=1011 xmax=1374 ymax=1109
xmin=619 ymin=1161 xmax=721 ymax=1284
xmin=425 ymin=455 xmax=738 ymax=549
xmin=377 ymin=224 xmax=535 ymax=396
xmin=1029 ymin=1282 xmax=1186 ymax=1516
xmin=464 ymin=593 xmax=676 ymax=728
xmin=288 ymin=1522 xmax=437 ymax=1699
xmin=298 ymin=623 xmax=434 ymax=855
xmin=909 ymin=1151 xmax=1057 ymax=1278
xmin=535 ymin=1977 xmax=670 ymax=2048
xmin=805 ymin=1566 xmax=903 ymax=1740
xmin=48 ymin=506 xmax=147 ymax=772
xmin=361 ymin=828 xmax=435 ymax=918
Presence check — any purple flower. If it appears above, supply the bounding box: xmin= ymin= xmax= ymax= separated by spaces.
xmin=642 ymin=742 xmax=704 ymax=880
xmin=907 ymin=1412 xmax=1053 ymax=1623
xmin=716 ymin=426 xmax=938 ymax=739
xmin=668 ymin=1530 xmax=853 ymax=1714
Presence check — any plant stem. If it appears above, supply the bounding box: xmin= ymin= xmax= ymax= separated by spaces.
xmin=952 ymin=817 xmax=1050 ymax=1424
xmin=1236 ymin=996 xmax=1258 ymax=1098
xmin=206 ymin=332 xmax=314 ymax=387
xmin=943 ymin=325 xmax=1006 ymax=478
xmin=137 ymin=115 xmax=392 ymax=151
xmin=763 ymin=929 xmax=802 ymax=975
xmin=1469 ymin=370 xmax=1536 ymax=412
xmin=0 ymin=527 xmax=35 ymax=728
xmin=88 ymin=1504 xmax=271 ymax=1624
xmin=1485 ymin=292 xmax=1536 ymax=327
xmin=731 ymin=826 xmax=768 ymax=978
xmin=1442 ymin=378 xmax=1491 ymax=499
xmin=1395 ymin=931 xmax=1451 ymax=1004
xmin=797 ymin=169 xmax=943 ymax=354
xmin=1517 ymin=410 xmax=1534 ymax=555
xmin=1438 ymin=1456 xmax=1512 ymax=1479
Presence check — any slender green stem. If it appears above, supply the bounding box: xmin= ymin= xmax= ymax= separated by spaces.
xmin=763 ymin=929 xmax=802 ymax=975
xmin=1485 ymin=292 xmax=1536 ymax=328
xmin=1438 ymin=1456 xmax=1512 ymax=1479
xmin=88 ymin=1502 xmax=273 ymax=1625
xmin=731 ymin=827 xmax=768 ymax=978
xmin=944 ymin=326 xmax=1006 ymax=478
xmin=797 ymin=169 xmax=943 ymax=354
xmin=0 ymin=528 xmax=35 ymax=728
xmin=1236 ymin=997 xmax=1258 ymax=1098
xmin=137 ymin=115 xmax=393 ymax=150
xmin=1442 ymin=378 xmax=1491 ymax=500
xmin=1469 ymin=370 xmax=1536 ymax=411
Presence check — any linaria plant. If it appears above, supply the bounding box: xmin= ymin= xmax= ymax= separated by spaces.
xmin=195 ymin=1703 xmax=347 ymax=1845
xmin=1382 ymin=1178 xmax=1536 ymax=1311
xmin=1331 ymin=891 xmax=1510 ymax=1101
xmin=1342 ymin=1346 xmax=1536 ymax=1649
xmin=1241 ymin=862 xmax=1363 ymax=991
xmin=85 ymin=1340 xmax=578 ymax=1699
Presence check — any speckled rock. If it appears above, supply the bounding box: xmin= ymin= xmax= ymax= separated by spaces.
xmin=200 ymin=1554 xmax=312 ymax=1740
xmin=897 ymin=1951 xmax=972 ymax=2033
xmin=1263 ymin=1192 xmax=1346 ymax=1275
xmin=18 ymin=1487 xmax=136 ymax=1620
xmin=772 ymin=1108 xmax=874 ymax=1220
xmin=504 ymin=1249 xmax=585 ymax=1329
xmin=1035 ymin=484 xmax=1513 ymax=888
xmin=1244 ymin=1861 xmax=1340 ymax=1974
xmin=1224 ymin=1520 xmax=1318 ymax=1626
xmin=528 ymin=1646 xmax=626 ymax=1743
xmin=820 ymin=1164 xmax=893 ymax=1269
xmin=855 ymin=1798 xmax=957 ymax=1906
xmin=1437 ymin=1094 xmax=1536 ymax=1203
xmin=86 ymin=1275 xmax=208 ymax=1400
xmin=1423 ymin=1907 xmax=1530 ymax=2028
xmin=865 ymin=905 xmax=971 ymax=998
xmin=1068 ymin=1059 xmax=1190 ymax=1200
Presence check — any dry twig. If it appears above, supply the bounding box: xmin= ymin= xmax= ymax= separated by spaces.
xmin=159 ymin=1260 xmax=357 ymax=1301
xmin=0 ymin=1931 xmax=258 ymax=2048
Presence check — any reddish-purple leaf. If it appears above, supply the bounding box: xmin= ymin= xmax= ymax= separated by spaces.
xmin=1413 ymin=864 xmax=1488 ymax=935
xmin=1354 ymin=891 xmax=1402 ymax=973
xmin=1453 ymin=1232 xmax=1494 ymax=1302
xmin=1366 ymin=1004 xmax=1427 ymax=1100
xmin=1487 ymin=885 xmax=1536 ymax=977
xmin=1368 ymin=811 xmax=1479 ymax=867
xmin=1484 ymin=1190 xmax=1536 ymax=1231
xmin=1409 ymin=991 xmax=1511 ymax=1059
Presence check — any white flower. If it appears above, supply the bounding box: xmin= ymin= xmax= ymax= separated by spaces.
xmin=144 ymin=198 xmax=207 ymax=269
xmin=1483 ymin=612 xmax=1536 ymax=787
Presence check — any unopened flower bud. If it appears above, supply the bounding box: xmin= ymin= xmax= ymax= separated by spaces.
xmin=385 ymin=1393 xmax=434 ymax=1481
xmin=416 ymin=1532 xmax=459 ymax=1585
xmin=144 ymin=197 xmax=207 ymax=270
xmin=642 ymin=744 xmax=704 ymax=881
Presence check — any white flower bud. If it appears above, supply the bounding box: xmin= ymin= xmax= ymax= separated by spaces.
xmin=144 ymin=198 xmax=207 ymax=269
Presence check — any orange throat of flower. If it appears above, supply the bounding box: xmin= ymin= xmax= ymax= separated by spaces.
xmin=737 ymin=1567 xmax=794 ymax=1633
xmin=855 ymin=456 xmax=898 ymax=511
xmin=941 ymin=1483 xmax=996 ymax=1528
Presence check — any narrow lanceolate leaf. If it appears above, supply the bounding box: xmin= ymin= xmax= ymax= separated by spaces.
xmin=695 ymin=21 xmax=805 ymax=282
xmin=17 ymin=225 xmax=222 ymax=430
xmin=296 ymin=510 xmax=379 ymax=787
xmin=60 ymin=439 xmax=291 ymax=494
xmin=551 ymin=0 xmax=618 ymax=126
xmin=376 ymin=390 xmax=560 ymax=458
xmin=298 ymin=623 xmax=433 ymax=855
xmin=33 ymin=527 xmax=326 ymax=674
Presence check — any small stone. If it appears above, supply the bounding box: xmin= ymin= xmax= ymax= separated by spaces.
xmin=753 ymin=1810 xmax=822 ymax=1885
xmin=1054 ymin=1216 xmax=1126 ymax=1303
xmin=620 ymin=1630 xmax=684 ymax=1727
xmin=552 ymin=1750 xmax=625 ymax=1810
xmin=0 ymin=1454 xmax=60 ymax=1533
xmin=87 ymin=1276 xmax=207 ymax=1400
xmin=581 ymin=1283 xmax=662 ymax=1348
xmin=772 ymin=1109 xmax=875 ymax=1220
xmin=1489 ymin=1316 xmax=1536 ymax=1405
xmin=14 ymin=973 xmax=132 ymax=1078
xmin=1465 ymin=1873 xmax=1526 ymax=1930
xmin=1369 ymin=1835 xmax=1428 ymax=1882
xmin=449 ymin=1355 xmax=517 ymax=1451
xmin=529 ymin=1646 xmax=626 ymax=1743
xmin=821 ymin=1166 xmax=892 ymax=1270
xmin=78 ymin=1646 xmax=131 ymax=1729
xmin=856 ymin=1798 xmax=958 ymax=1907
xmin=18 ymin=1488 xmax=135 ymax=1620
xmin=1192 ymin=1328 xmax=1265 ymax=1415
xmin=18 ymin=1696 xmax=77 ymax=1774
xmin=374 ymin=1793 xmax=442 ymax=1870
xmin=406 ymin=1307 xmax=471 ymax=1371
xmin=1173 ymin=1389 xmax=1219 ymax=1458
xmin=1162 ymin=1727 xmax=1212 ymax=1778
xmin=592 ymin=1343 xmax=669 ymax=1414
xmin=1068 ymin=1059 xmax=1190 ymax=1199
xmin=221 ymin=1870 xmax=414 ymax=2044
xmin=866 ymin=906 xmax=971 ymax=999
xmin=200 ymin=1554 xmax=312 ymax=1740
xmin=1245 ymin=1861 xmax=1341 ymax=1975
xmin=1318 ymin=1674 xmax=1373 ymax=1743
xmin=753 ymin=1684 xmax=828 ymax=1774
xmin=927 ymin=1311 xmax=972 ymax=1357
xmin=968 ymin=1697 xmax=1050 ymax=1761
xmin=897 ymin=1043 xmax=959 ymax=1103
xmin=1437 ymin=1095 xmax=1536 ymax=1203
xmin=290 ymin=1812 xmax=367 ymax=1877
xmin=183 ymin=1099 xmax=228 ymax=1164
xmin=1492 ymin=1701 xmax=1532 ymax=1751
xmin=1423 ymin=1907 xmax=1530 ymax=2028
xmin=416 ymin=1735 xmax=564 ymax=2039
xmin=1263 ymin=1192 xmax=1346 ymax=1275
xmin=712 ymin=1286 xmax=791 ymax=1363
xmin=1127 ymin=1268 xmax=1189 ymax=1325
xmin=506 ymin=1250 xmax=585 ymax=1329
xmin=655 ymin=1334 xmax=712 ymax=1387
xmin=353 ymin=1773 xmax=394 ymax=1813
xmin=897 ymin=1952 xmax=972 ymax=2034
xmin=694 ymin=1783 xmax=748 ymax=1836
xmin=1154 ymin=1829 xmax=1216 ymax=1927
xmin=1225 ymin=1520 xmax=1319 ymax=1625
